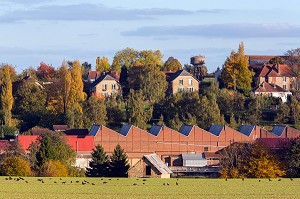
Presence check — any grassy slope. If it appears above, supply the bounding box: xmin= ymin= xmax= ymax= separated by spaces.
xmin=0 ymin=177 xmax=299 ymax=199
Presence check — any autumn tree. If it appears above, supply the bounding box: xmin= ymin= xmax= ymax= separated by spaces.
xmin=137 ymin=50 xmax=163 ymax=69
xmin=58 ymin=60 xmax=72 ymax=114
xmin=162 ymin=56 xmax=182 ymax=71
xmin=83 ymin=96 xmax=107 ymax=129
xmin=111 ymin=48 xmax=139 ymax=71
xmin=66 ymin=102 xmax=84 ymax=128
xmin=36 ymin=62 xmax=56 ymax=80
xmin=0 ymin=156 xmax=32 ymax=176
xmin=110 ymin=144 xmax=130 ymax=177
xmin=245 ymin=142 xmax=285 ymax=178
xmin=220 ymin=42 xmax=253 ymax=90
xmin=69 ymin=60 xmax=85 ymax=105
xmin=39 ymin=160 xmax=68 ymax=177
xmin=1 ymin=65 xmax=14 ymax=126
xmin=86 ymin=145 xmax=109 ymax=177
xmin=96 ymin=56 xmax=110 ymax=72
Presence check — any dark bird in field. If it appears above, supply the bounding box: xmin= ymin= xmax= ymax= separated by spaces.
xmin=103 ymin=182 xmax=107 ymax=184
xmin=76 ymin=181 xmax=79 ymax=183
xmin=136 ymin=179 xmax=139 ymax=180
xmin=290 ymin=178 xmax=293 ymax=181
xmin=176 ymin=182 xmax=178 ymax=185
xmin=9 ymin=177 xmax=12 ymax=180
xmin=25 ymin=181 xmax=28 ymax=183
xmin=37 ymin=179 xmax=43 ymax=182
xmin=82 ymin=182 xmax=86 ymax=185
xmin=163 ymin=183 xmax=165 ymax=186
xmin=49 ymin=178 xmax=52 ymax=180
xmin=258 ymin=180 xmax=261 ymax=182
xmin=143 ymin=183 xmax=145 ymax=185
xmin=269 ymin=179 xmax=272 ymax=181
xmin=242 ymin=178 xmax=244 ymax=181
xmin=109 ymin=179 xmax=111 ymax=181
xmin=92 ymin=183 xmax=95 ymax=185
xmin=133 ymin=183 xmax=137 ymax=186
xmin=278 ymin=179 xmax=281 ymax=181
xmin=117 ymin=179 xmax=119 ymax=180
xmin=5 ymin=178 xmax=8 ymax=180
xmin=42 ymin=181 xmax=44 ymax=183
xmin=20 ymin=177 xmax=24 ymax=180
xmin=143 ymin=179 xmax=146 ymax=181
xmin=225 ymin=178 xmax=227 ymax=181
xmin=101 ymin=178 xmax=103 ymax=180
xmin=60 ymin=178 xmax=62 ymax=180
xmin=54 ymin=181 xmax=57 ymax=184
xmin=70 ymin=181 xmax=72 ymax=183
xmin=167 ymin=183 xmax=169 ymax=185
xmin=62 ymin=181 xmax=66 ymax=184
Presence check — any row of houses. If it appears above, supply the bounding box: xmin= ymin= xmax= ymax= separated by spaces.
xmin=14 ymin=123 xmax=300 ymax=177
xmin=87 ymin=55 xmax=298 ymax=102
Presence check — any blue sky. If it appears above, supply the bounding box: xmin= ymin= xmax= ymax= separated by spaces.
xmin=0 ymin=0 xmax=299 ymax=73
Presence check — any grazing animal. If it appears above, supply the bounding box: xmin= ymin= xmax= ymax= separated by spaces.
xmin=269 ymin=179 xmax=272 ymax=181
xmin=70 ymin=181 xmax=72 ymax=183
xmin=290 ymin=178 xmax=294 ymax=181
xmin=82 ymin=182 xmax=86 ymax=185
xmin=117 ymin=179 xmax=119 ymax=181
xmin=101 ymin=178 xmax=103 ymax=180
xmin=143 ymin=183 xmax=145 ymax=185
xmin=167 ymin=183 xmax=169 ymax=185
xmin=42 ymin=181 xmax=44 ymax=183
xmin=54 ymin=181 xmax=57 ymax=184
xmin=92 ymin=183 xmax=95 ymax=185
xmin=278 ymin=179 xmax=281 ymax=181
xmin=176 ymin=182 xmax=178 ymax=185
xmin=258 ymin=180 xmax=261 ymax=182
xmin=143 ymin=179 xmax=146 ymax=181
xmin=103 ymin=182 xmax=107 ymax=184
xmin=5 ymin=178 xmax=8 ymax=180
xmin=62 ymin=181 xmax=66 ymax=184
xmin=25 ymin=181 xmax=28 ymax=183
xmin=76 ymin=181 xmax=79 ymax=183
xmin=225 ymin=178 xmax=227 ymax=181
xmin=133 ymin=183 xmax=137 ymax=186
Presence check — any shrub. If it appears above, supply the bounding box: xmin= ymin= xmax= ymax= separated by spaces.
xmin=0 ymin=156 xmax=32 ymax=176
xmin=39 ymin=160 xmax=68 ymax=177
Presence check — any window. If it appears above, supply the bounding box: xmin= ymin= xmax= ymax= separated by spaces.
xmin=283 ymin=85 xmax=286 ymax=90
xmin=187 ymin=87 xmax=194 ymax=92
xmin=146 ymin=166 xmax=151 ymax=175
xmin=178 ymin=87 xmax=184 ymax=93
xmin=204 ymin=147 xmax=208 ymax=152
xmin=112 ymin=84 xmax=116 ymax=90
xmin=283 ymin=76 xmax=286 ymax=82
xmin=102 ymin=84 xmax=107 ymax=91
xmin=188 ymin=79 xmax=192 ymax=85
xmin=179 ymin=79 xmax=183 ymax=85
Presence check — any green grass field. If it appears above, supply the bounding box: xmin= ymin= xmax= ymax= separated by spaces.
xmin=0 ymin=177 xmax=299 ymax=199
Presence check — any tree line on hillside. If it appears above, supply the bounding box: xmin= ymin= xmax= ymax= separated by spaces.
xmin=1 ymin=45 xmax=300 ymax=136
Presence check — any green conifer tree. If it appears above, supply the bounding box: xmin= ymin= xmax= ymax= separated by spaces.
xmin=110 ymin=144 xmax=130 ymax=177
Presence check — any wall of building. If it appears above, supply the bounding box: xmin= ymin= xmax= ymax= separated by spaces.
xmin=171 ymin=76 xmax=199 ymax=94
xmin=94 ymin=80 xmax=121 ymax=98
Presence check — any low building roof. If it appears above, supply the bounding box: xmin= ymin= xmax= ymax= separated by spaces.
xmin=271 ymin=125 xmax=286 ymax=136
xmin=53 ymin=125 xmax=69 ymax=131
xmin=88 ymin=124 xmax=102 ymax=136
xmin=182 ymin=153 xmax=205 ymax=160
xmin=119 ymin=124 xmax=132 ymax=136
xmin=144 ymin=154 xmax=172 ymax=174
xmin=253 ymin=82 xmax=287 ymax=93
xmin=31 ymin=128 xmax=49 ymax=135
xmin=149 ymin=125 xmax=163 ymax=136
xmin=64 ymin=129 xmax=89 ymax=137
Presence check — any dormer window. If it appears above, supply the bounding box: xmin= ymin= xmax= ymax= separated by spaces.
xmin=179 ymin=79 xmax=183 ymax=85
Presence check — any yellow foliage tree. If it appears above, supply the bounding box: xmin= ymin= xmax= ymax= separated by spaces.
xmin=221 ymin=42 xmax=254 ymax=90
xmin=0 ymin=156 xmax=32 ymax=176
xmin=58 ymin=60 xmax=72 ymax=114
xmin=40 ymin=160 xmax=68 ymax=177
xmin=96 ymin=56 xmax=110 ymax=72
xmin=1 ymin=65 xmax=13 ymax=126
xmin=69 ymin=60 xmax=85 ymax=105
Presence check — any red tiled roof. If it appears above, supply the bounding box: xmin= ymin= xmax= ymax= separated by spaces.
xmin=88 ymin=71 xmax=101 ymax=80
xmin=258 ymin=64 xmax=295 ymax=77
xmin=108 ymin=71 xmax=121 ymax=81
xmin=253 ymin=81 xmax=287 ymax=93
xmin=248 ymin=55 xmax=284 ymax=61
